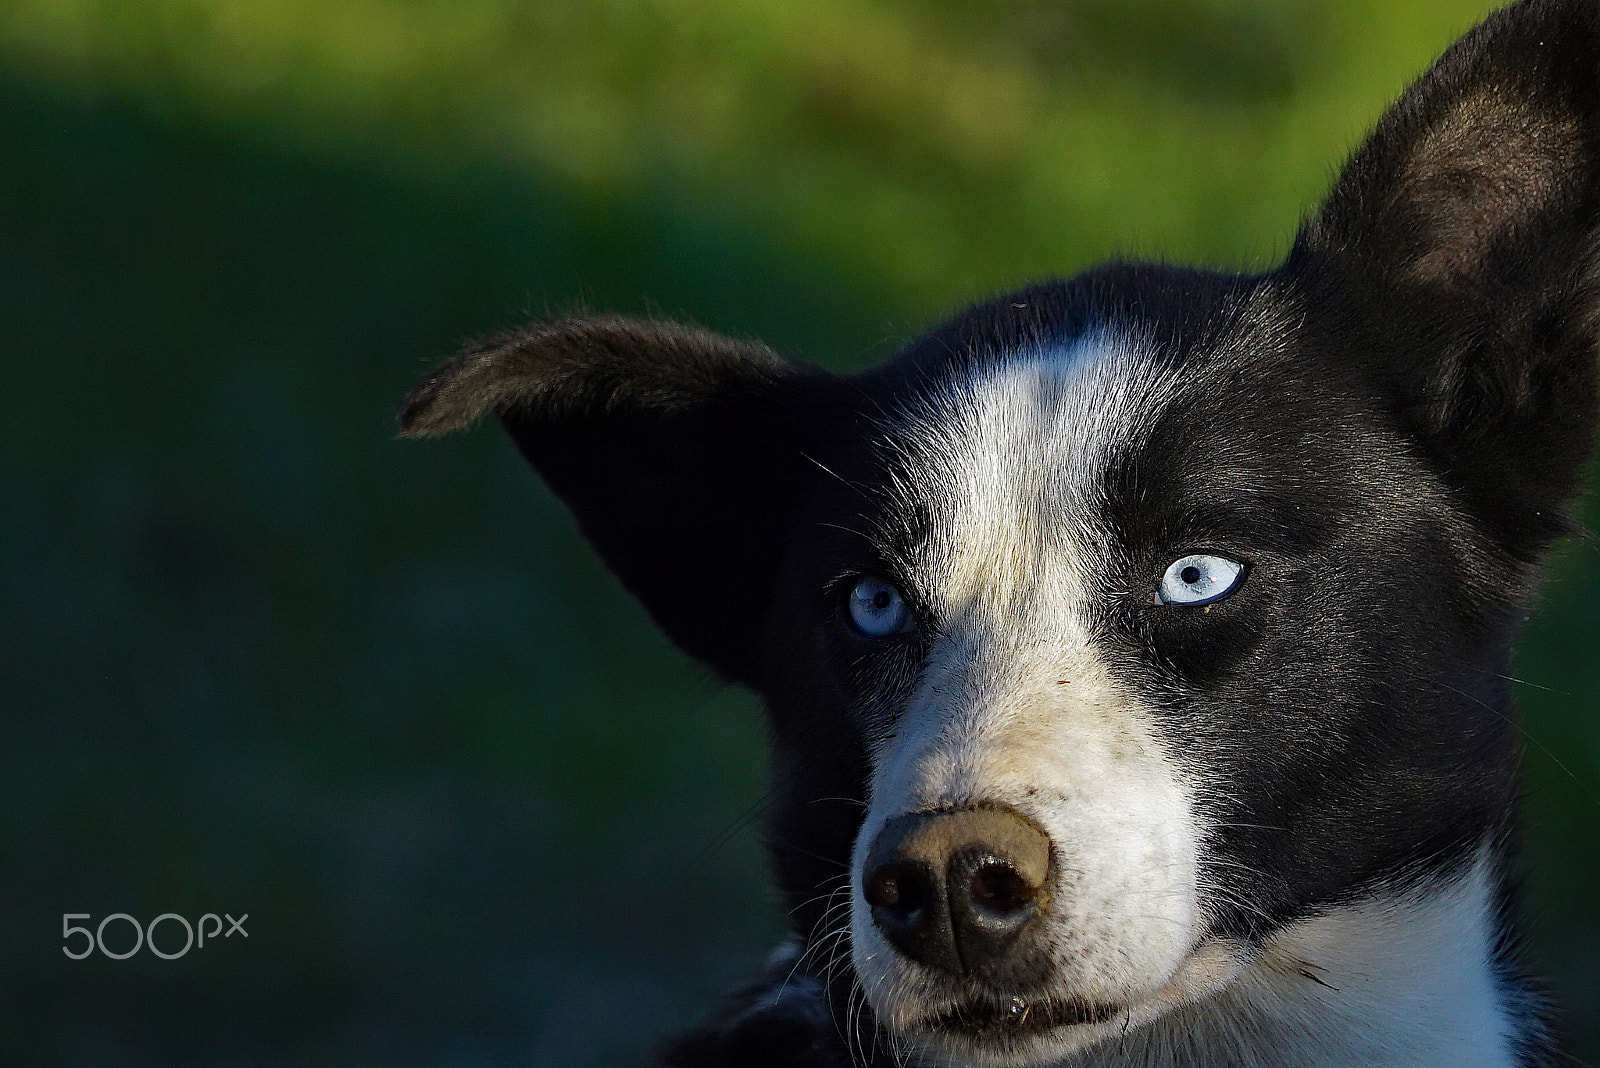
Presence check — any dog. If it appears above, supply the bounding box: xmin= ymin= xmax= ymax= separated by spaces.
xmin=400 ymin=1 xmax=1600 ymax=1063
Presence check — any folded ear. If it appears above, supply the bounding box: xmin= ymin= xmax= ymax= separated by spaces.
xmin=400 ymin=317 xmax=810 ymax=683
xmin=1292 ymin=0 xmax=1600 ymax=551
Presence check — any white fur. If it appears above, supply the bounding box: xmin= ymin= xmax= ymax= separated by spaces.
xmin=851 ymin=334 xmax=1206 ymax=1065
xmin=1029 ymin=854 xmax=1517 ymax=1068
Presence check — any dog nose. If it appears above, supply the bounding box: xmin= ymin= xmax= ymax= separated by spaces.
xmin=861 ymin=805 xmax=1051 ymax=975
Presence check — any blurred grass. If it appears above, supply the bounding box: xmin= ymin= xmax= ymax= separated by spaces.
xmin=0 ymin=1 xmax=1595 ymax=1065
xmin=0 ymin=0 xmax=1500 ymax=313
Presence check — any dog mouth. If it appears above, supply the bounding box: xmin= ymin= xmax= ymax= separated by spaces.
xmin=923 ymin=995 xmax=1122 ymax=1040
xmin=905 ymin=938 xmax=1245 ymax=1052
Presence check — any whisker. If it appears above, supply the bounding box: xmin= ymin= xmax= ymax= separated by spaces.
xmin=1403 ymin=668 xmax=1600 ymax=810
xmin=687 ymin=783 xmax=782 ymax=869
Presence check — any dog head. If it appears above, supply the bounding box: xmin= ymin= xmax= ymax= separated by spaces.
xmin=401 ymin=1 xmax=1600 ymax=1063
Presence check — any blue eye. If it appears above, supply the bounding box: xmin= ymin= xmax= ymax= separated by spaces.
xmin=1158 ymin=554 xmax=1245 ymax=606
xmin=847 ymin=576 xmax=914 ymax=637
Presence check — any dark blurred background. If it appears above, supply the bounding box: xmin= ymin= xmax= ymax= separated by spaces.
xmin=2 ymin=1 xmax=1596 ymax=1064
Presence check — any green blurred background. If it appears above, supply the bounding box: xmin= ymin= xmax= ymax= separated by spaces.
xmin=2 ymin=1 xmax=1596 ymax=1064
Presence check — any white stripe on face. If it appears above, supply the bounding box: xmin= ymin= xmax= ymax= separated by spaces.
xmin=853 ymin=332 xmax=1206 ymax=1059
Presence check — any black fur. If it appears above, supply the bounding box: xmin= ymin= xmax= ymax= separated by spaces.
xmin=401 ymin=2 xmax=1600 ymax=1063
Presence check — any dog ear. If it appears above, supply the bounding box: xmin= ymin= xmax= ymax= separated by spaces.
xmin=400 ymin=316 xmax=811 ymax=684
xmin=1293 ymin=0 xmax=1600 ymax=552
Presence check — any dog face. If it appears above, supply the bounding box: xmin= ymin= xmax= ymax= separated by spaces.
xmin=402 ymin=1 xmax=1600 ymax=1064
xmin=752 ymin=276 xmax=1537 ymax=1064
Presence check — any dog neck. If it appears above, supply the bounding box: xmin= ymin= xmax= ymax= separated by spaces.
xmin=1040 ymin=855 xmax=1526 ymax=1068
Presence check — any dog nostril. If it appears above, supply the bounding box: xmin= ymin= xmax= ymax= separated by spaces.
xmin=865 ymin=868 xmax=901 ymax=908
xmin=968 ymin=858 xmax=1035 ymax=915
xmin=865 ymin=861 xmax=931 ymax=916
xmin=865 ymin=864 xmax=904 ymax=909
xmin=864 ymin=854 xmax=961 ymax=971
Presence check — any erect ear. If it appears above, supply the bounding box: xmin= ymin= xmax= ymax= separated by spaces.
xmin=1292 ymin=0 xmax=1600 ymax=552
xmin=400 ymin=316 xmax=814 ymax=684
